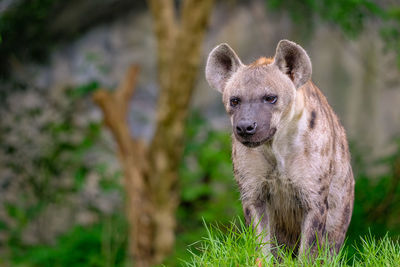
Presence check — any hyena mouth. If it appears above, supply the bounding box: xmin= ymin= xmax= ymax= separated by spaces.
xmin=241 ymin=140 xmax=266 ymax=148
xmin=240 ymin=127 xmax=277 ymax=148
xmin=241 ymin=137 xmax=271 ymax=148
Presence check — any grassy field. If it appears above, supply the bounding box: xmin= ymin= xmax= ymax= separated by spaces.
xmin=184 ymin=219 xmax=400 ymax=267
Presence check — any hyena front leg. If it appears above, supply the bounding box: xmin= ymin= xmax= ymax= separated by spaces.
xmin=299 ymin=199 xmax=328 ymax=255
xmin=242 ymin=199 xmax=271 ymax=253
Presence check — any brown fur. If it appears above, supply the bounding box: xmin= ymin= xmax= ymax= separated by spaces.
xmin=250 ymin=57 xmax=274 ymax=67
xmin=206 ymin=40 xmax=355 ymax=257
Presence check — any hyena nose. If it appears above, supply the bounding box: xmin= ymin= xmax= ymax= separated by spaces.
xmin=236 ymin=121 xmax=257 ymax=136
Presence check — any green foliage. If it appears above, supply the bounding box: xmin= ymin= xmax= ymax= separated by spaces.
xmin=9 ymin=215 xmax=128 ymax=267
xmin=268 ymin=0 xmax=382 ymax=36
xmin=347 ymin=138 xmax=400 ymax=250
xmin=0 ymin=83 xmax=104 ymax=233
xmin=0 ymin=0 xmax=61 ymax=75
xmin=0 ymin=0 xmax=145 ymax=78
xmin=0 ymin=82 xmax=126 ymax=265
xmin=267 ymin=0 xmax=400 ymax=66
xmin=67 ymin=81 xmax=100 ymax=98
xmin=186 ymin=219 xmax=400 ymax=266
xmin=165 ymin=111 xmax=242 ymax=264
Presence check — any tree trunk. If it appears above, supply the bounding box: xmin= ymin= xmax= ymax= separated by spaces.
xmin=93 ymin=0 xmax=214 ymax=265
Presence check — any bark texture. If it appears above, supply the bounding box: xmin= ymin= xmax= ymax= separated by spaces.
xmin=93 ymin=0 xmax=214 ymax=265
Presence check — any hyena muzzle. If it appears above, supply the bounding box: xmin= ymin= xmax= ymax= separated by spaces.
xmin=205 ymin=40 xmax=354 ymax=256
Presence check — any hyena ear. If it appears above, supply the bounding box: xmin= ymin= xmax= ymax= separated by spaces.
xmin=273 ymin=40 xmax=312 ymax=88
xmin=205 ymin=43 xmax=243 ymax=93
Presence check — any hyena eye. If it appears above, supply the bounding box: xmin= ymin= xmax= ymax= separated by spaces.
xmin=263 ymin=95 xmax=278 ymax=104
xmin=230 ymin=97 xmax=240 ymax=107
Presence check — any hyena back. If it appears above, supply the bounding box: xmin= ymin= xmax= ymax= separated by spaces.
xmin=205 ymin=40 xmax=354 ymax=255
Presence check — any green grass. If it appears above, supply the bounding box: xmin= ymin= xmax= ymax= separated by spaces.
xmin=184 ymin=218 xmax=400 ymax=266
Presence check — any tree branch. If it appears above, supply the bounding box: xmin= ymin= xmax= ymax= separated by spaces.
xmin=92 ymin=65 xmax=141 ymax=157
xmin=115 ymin=65 xmax=140 ymax=116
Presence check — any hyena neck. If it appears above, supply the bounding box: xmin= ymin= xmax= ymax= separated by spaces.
xmin=265 ymin=81 xmax=312 ymax=170
xmin=274 ymin=81 xmax=309 ymax=139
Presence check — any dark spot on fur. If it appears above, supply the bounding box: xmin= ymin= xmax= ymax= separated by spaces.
xmin=318 ymin=185 xmax=327 ymax=195
xmin=295 ymin=195 xmax=304 ymax=209
xmin=303 ymin=134 xmax=311 ymax=157
xmin=308 ymin=234 xmax=316 ymax=247
xmin=319 ymin=204 xmax=325 ymax=215
xmin=269 ymin=127 xmax=277 ymax=138
xmin=341 ymin=142 xmax=348 ymax=158
xmin=329 ymin=160 xmax=334 ymax=174
xmin=312 ymin=218 xmax=319 ymax=228
xmin=321 ymin=227 xmax=326 ymax=237
xmin=309 ymin=110 xmax=317 ymax=129
xmin=233 ymin=166 xmax=238 ymax=176
xmin=343 ymin=203 xmax=351 ymax=223
xmin=244 ymin=207 xmax=251 ymax=225
xmin=318 ymin=222 xmax=324 ymax=231
xmin=324 ymin=198 xmax=329 ymax=209
xmin=266 ymin=192 xmax=271 ymax=202
xmin=255 ymin=201 xmax=265 ymax=212
xmin=245 ymin=207 xmax=250 ymax=217
xmin=335 ymin=243 xmax=342 ymax=253
xmin=323 ymin=145 xmax=330 ymax=157
xmin=304 ymin=146 xmax=309 ymax=157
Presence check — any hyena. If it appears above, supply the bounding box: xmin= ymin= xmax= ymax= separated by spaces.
xmin=205 ymin=40 xmax=354 ymax=255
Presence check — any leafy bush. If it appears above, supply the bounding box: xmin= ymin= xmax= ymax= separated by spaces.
xmin=267 ymin=0 xmax=400 ymax=66
xmin=345 ymin=138 xmax=400 ymax=257
xmin=165 ymin=111 xmax=242 ymax=264
xmin=9 ymin=215 xmax=128 ymax=267
xmin=0 ymin=82 xmax=125 ymax=265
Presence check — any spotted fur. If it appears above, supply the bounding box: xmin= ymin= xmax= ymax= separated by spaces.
xmin=205 ymin=40 xmax=355 ymax=256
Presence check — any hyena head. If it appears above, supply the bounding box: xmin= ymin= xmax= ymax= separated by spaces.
xmin=206 ymin=40 xmax=312 ymax=147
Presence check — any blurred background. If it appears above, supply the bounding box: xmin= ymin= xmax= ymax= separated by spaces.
xmin=0 ymin=0 xmax=400 ymax=266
